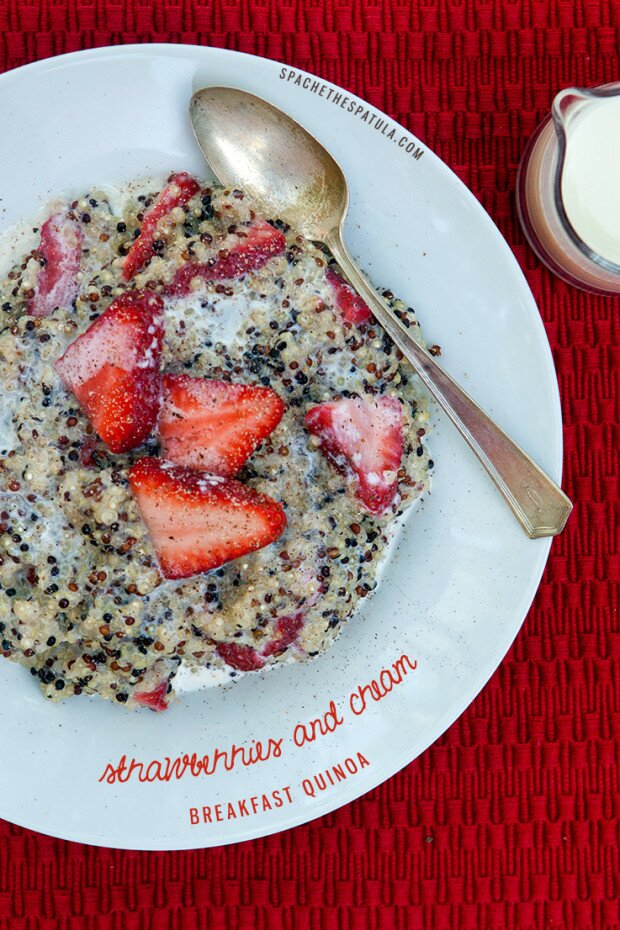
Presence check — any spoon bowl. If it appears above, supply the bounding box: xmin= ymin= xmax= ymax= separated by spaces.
xmin=190 ymin=87 xmax=348 ymax=241
xmin=189 ymin=85 xmax=572 ymax=539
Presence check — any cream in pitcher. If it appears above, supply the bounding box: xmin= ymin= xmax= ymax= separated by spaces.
xmin=560 ymin=94 xmax=620 ymax=267
xmin=517 ymin=83 xmax=620 ymax=294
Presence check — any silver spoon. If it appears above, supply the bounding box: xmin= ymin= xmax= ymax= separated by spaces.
xmin=190 ymin=86 xmax=572 ymax=538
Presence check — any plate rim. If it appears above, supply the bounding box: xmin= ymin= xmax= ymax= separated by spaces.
xmin=0 ymin=42 xmax=564 ymax=849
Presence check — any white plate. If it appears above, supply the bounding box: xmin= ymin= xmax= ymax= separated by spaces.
xmin=0 ymin=45 xmax=562 ymax=850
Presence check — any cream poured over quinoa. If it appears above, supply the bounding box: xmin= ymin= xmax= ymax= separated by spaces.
xmin=0 ymin=176 xmax=431 ymax=709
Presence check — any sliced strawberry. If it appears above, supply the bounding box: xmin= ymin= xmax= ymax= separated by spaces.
xmin=159 ymin=375 xmax=285 ymax=476
xmin=128 ymin=458 xmax=287 ymax=580
xmin=216 ymin=642 xmax=265 ymax=672
xmin=164 ymin=220 xmax=286 ymax=297
xmin=54 ymin=290 xmax=164 ymax=454
xmin=122 ymin=172 xmax=200 ymax=280
xmin=134 ymin=680 xmax=170 ymax=711
xmin=27 ymin=213 xmax=83 ymax=318
xmin=262 ymin=613 xmax=304 ymax=657
xmin=325 ymin=266 xmax=371 ymax=326
xmin=305 ymin=396 xmax=404 ymax=515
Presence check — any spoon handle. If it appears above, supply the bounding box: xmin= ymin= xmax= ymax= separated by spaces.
xmin=324 ymin=230 xmax=572 ymax=539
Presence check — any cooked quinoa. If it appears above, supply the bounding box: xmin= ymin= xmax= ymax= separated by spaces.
xmin=0 ymin=177 xmax=431 ymax=709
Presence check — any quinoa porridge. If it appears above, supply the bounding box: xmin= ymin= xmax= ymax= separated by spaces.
xmin=0 ymin=173 xmax=432 ymax=710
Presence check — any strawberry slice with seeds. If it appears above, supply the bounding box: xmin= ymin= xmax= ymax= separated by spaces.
xmin=164 ymin=220 xmax=286 ymax=297
xmin=27 ymin=213 xmax=83 ymax=318
xmin=54 ymin=290 xmax=164 ymax=454
xmin=325 ymin=266 xmax=371 ymax=326
xmin=159 ymin=374 xmax=285 ymax=476
xmin=122 ymin=172 xmax=200 ymax=280
xmin=305 ymin=396 xmax=404 ymax=515
xmin=128 ymin=458 xmax=287 ymax=580
xmin=134 ymin=680 xmax=170 ymax=712
xmin=216 ymin=642 xmax=265 ymax=672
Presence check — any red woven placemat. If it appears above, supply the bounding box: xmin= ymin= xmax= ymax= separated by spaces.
xmin=0 ymin=2 xmax=618 ymax=928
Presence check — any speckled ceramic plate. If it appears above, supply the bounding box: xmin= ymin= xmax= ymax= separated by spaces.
xmin=0 ymin=45 xmax=562 ymax=850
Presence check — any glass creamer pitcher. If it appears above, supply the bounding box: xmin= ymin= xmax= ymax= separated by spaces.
xmin=516 ymin=82 xmax=620 ymax=295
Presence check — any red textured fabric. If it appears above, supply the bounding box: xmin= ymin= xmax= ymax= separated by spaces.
xmin=0 ymin=1 xmax=618 ymax=928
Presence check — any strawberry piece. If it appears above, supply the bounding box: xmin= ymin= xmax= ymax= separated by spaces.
xmin=217 ymin=613 xmax=303 ymax=670
xmin=164 ymin=221 xmax=286 ymax=297
xmin=305 ymin=396 xmax=404 ymax=515
xmin=325 ymin=266 xmax=371 ymax=326
xmin=217 ymin=612 xmax=303 ymax=671
xmin=27 ymin=213 xmax=83 ymax=318
xmin=216 ymin=642 xmax=265 ymax=672
xmin=159 ymin=375 xmax=285 ymax=476
xmin=128 ymin=458 xmax=287 ymax=580
xmin=79 ymin=434 xmax=104 ymax=468
xmin=54 ymin=290 xmax=164 ymax=454
xmin=134 ymin=681 xmax=170 ymax=711
xmin=122 ymin=172 xmax=200 ymax=280
xmin=262 ymin=613 xmax=304 ymax=657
